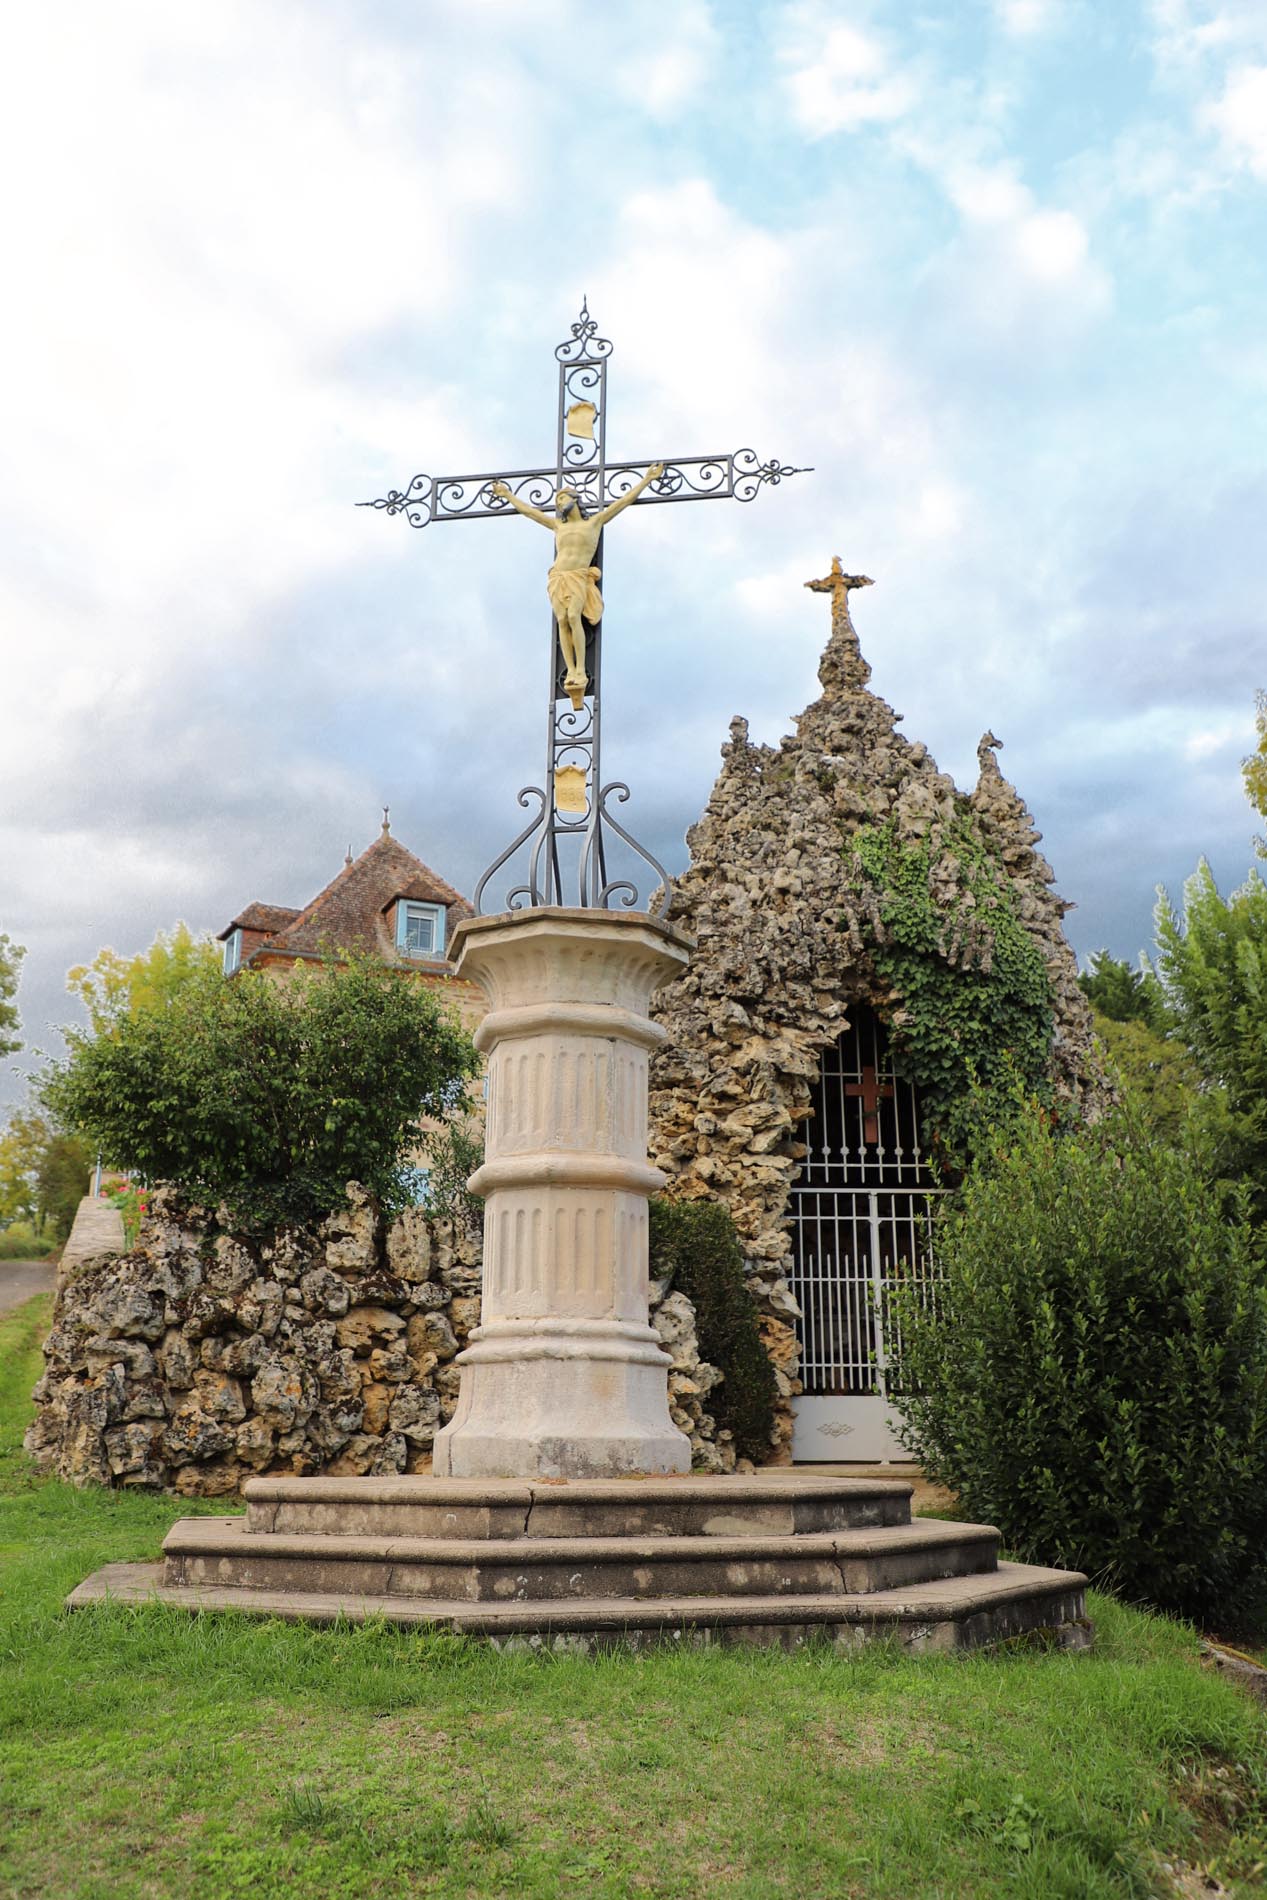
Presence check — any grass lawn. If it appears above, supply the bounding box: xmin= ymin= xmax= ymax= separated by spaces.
xmin=3 ymin=1294 xmax=1267 ymax=1898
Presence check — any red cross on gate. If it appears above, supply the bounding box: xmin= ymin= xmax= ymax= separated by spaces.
xmin=845 ymin=1064 xmax=895 ymax=1146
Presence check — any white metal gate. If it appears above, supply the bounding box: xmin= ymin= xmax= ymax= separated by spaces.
xmin=788 ymin=1010 xmax=942 ymax=1462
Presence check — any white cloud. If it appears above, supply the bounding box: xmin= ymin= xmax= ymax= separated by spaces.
xmin=780 ymin=14 xmax=917 ymax=138
xmin=921 ymin=157 xmax=1109 ymax=336
xmin=1184 ymin=715 xmax=1254 ymax=761
xmin=616 ymin=1 xmax=718 ymax=117
xmin=906 ymin=482 xmax=969 ymax=541
xmin=1148 ymin=0 xmax=1265 ymax=72
xmin=0 ymin=0 xmax=544 ymax=787
xmin=995 ymin=0 xmax=1060 ymax=34
xmin=1203 ymin=63 xmax=1267 ymax=175
xmin=1014 ymin=207 xmax=1091 ymax=279
xmin=946 ymin=164 xmax=1032 ymax=225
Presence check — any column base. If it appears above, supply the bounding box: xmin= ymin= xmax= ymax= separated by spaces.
xmin=432 ymin=1319 xmax=692 ymax=1480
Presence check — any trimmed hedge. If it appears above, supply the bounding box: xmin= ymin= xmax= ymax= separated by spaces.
xmin=892 ymin=1101 xmax=1267 ymax=1624
xmin=649 ymin=1199 xmax=777 ymax=1463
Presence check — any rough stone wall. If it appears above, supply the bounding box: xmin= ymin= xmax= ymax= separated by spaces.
xmin=647 ymin=574 xmax=1104 ymax=1459
xmin=26 ymin=1185 xmax=728 ymax=1492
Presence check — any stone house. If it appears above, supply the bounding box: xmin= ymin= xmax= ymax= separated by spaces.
xmin=216 ymin=811 xmax=482 ymax=1030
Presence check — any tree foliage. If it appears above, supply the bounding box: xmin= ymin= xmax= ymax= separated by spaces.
xmin=1244 ymin=688 xmax=1267 ymax=855
xmin=893 ymin=1101 xmax=1267 ymax=1624
xmin=66 ymin=923 xmax=220 ymax=1036
xmin=1077 ymin=950 xmax=1167 ymax=1030
xmin=41 ymin=957 xmax=479 ymax=1233
xmin=846 ymin=815 xmax=1054 ymax=1164
xmin=0 ymin=933 xmax=25 ymax=1063
xmin=1153 ymin=861 xmax=1267 ymax=1213
xmin=36 ymin=1133 xmax=93 ymax=1244
xmin=0 ymin=1109 xmax=52 ymax=1227
xmin=1089 ymin=1014 xmax=1202 ymax=1147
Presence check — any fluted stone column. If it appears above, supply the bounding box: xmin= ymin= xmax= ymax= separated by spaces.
xmin=432 ymin=907 xmax=693 ymax=1479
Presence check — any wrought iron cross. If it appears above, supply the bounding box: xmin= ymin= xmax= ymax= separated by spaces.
xmin=361 ymin=300 xmax=809 ymax=916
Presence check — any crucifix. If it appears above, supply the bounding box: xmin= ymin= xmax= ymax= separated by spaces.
xmin=846 ymin=1064 xmax=895 ymax=1148
xmin=361 ymin=300 xmax=809 ymax=915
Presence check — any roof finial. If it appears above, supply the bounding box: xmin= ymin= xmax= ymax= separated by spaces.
xmin=344 ymin=844 xmax=354 ymax=868
xmin=381 ymin=805 xmax=391 ymax=838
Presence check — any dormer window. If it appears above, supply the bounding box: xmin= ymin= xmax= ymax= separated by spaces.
xmin=222 ymin=928 xmax=243 ymax=976
xmin=396 ymin=900 xmax=445 ymax=960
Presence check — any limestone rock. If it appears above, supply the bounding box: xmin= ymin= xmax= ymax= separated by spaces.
xmin=192 ymin=1370 xmax=247 ymax=1422
xmin=407 ymin=1311 xmax=459 ymax=1364
xmin=250 ymin=1355 xmax=318 ymax=1432
xmin=27 ymin=1146 xmax=724 ymax=1491
xmin=163 ymin=1407 xmax=237 ymax=1467
xmin=299 ymin=1267 xmax=351 ymax=1318
xmin=647 ymin=582 xmax=1108 ymax=1451
xmin=321 ymin=1184 xmax=379 ymax=1275
xmin=335 ymin=1305 xmax=406 ymax=1356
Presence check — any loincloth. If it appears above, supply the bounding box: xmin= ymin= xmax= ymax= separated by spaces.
xmin=547 ymin=563 xmax=603 ymax=625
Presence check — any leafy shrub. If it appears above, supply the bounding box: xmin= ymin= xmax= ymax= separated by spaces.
xmin=41 ymin=957 xmax=478 ymax=1235
xmin=420 ymin=1116 xmax=486 ymax=1227
xmin=892 ymin=1100 xmax=1267 ymax=1624
xmin=0 ymin=1220 xmax=50 ymax=1260
xmin=1154 ymin=861 xmax=1267 ymax=1219
xmin=649 ymin=1199 xmax=777 ymax=1463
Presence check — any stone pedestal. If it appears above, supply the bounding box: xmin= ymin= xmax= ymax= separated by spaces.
xmin=431 ymin=907 xmax=694 ymax=1480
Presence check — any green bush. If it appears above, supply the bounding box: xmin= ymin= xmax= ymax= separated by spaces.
xmin=0 ymin=1220 xmax=51 ymax=1260
xmin=41 ymin=957 xmax=478 ymax=1235
xmin=892 ymin=1100 xmax=1267 ymax=1624
xmin=649 ymin=1199 xmax=777 ymax=1463
xmin=421 ymin=1116 xmax=486 ymax=1227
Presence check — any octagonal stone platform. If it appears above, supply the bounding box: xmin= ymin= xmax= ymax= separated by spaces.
xmin=68 ymin=1473 xmax=1090 ymax=1654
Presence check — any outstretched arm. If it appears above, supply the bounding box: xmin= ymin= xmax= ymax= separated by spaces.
xmin=489 ymin=481 xmax=555 ymax=529
xmin=593 ymin=462 xmax=666 ymax=528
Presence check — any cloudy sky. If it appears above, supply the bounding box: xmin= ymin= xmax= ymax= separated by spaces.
xmin=2 ymin=0 xmax=1265 ymax=1107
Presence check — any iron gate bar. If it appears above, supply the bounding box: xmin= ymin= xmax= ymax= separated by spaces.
xmin=789 ymin=1186 xmax=946 ymax=1397
xmin=788 ymin=1009 xmax=945 ymax=1400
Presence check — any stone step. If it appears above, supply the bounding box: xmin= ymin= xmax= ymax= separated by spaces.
xmin=163 ymin=1514 xmax=998 ymax=1603
xmin=67 ymin=1559 xmax=1091 ymax=1655
xmin=243 ymin=1473 xmax=916 ymax=1541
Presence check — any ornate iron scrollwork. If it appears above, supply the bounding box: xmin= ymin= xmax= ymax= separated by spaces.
xmin=362 ymin=302 xmax=809 ymax=917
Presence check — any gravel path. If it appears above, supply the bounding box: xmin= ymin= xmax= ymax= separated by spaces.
xmin=0 ymin=1260 xmax=56 ymax=1315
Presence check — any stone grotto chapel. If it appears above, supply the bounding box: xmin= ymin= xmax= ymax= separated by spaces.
xmin=29 ymin=560 xmax=1102 ymax=1499
xmin=648 ymin=560 xmax=1102 ymax=1465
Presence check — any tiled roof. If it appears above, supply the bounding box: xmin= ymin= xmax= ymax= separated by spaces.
xmin=218 ymin=902 xmax=302 ymax=941
xmin=241 ymin=834 xmax=472 ymax=966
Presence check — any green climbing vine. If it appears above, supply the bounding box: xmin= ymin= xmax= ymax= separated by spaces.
xmin=845 ymin=811 xmax=1054 ymax=1167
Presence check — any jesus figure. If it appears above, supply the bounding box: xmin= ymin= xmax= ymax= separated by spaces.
xmin=490 ymin=463 xmax=665 ymax=708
